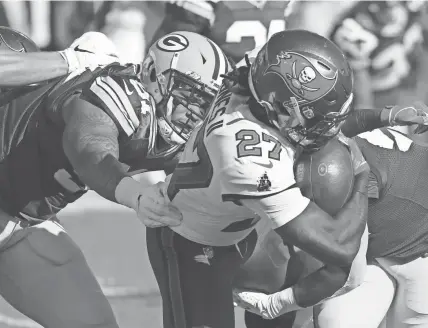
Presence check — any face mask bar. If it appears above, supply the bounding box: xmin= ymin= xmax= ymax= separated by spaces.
xmin=273 ymin=93 xmax=354 ymax=152
xmin=292 ymin=101 xmax=354 ymax=152
xmin=157 ymin=69 xmax=217 ymax=143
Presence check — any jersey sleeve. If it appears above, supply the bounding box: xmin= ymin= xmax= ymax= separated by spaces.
xmin=150 ymin=0 xmax=214 ymax=45
xmin=81 ymin=67 xmax=156 ymax=138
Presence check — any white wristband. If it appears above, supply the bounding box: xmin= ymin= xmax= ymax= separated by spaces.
xmin=264 ymin=288 xmax=303 ymax=319
xmin=114 ymin=177 xmax=141 ymax=209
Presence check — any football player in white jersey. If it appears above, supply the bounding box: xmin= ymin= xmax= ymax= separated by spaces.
xmin=0 ymin=27 xmax=118 ymax=88
xmin=142 ymin=29 xmax=373 ymax=328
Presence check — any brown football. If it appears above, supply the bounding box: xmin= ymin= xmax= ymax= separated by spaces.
xmin=294 ymin=138 xmax=355 ymax=216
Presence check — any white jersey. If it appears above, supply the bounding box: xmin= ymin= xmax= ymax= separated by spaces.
xmin=163 ymin=84 xmax=310 ymax=246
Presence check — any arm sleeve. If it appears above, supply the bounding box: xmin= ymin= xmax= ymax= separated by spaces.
xmin=341 ymin=108 xmax=386 ymax=138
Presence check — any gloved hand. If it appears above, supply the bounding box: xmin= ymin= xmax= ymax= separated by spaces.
xmin=233 ymin=287 xmax=302 ymax=320
xmin=58 ymin=31 xmax=121 ymax=73
xmin=381 ymin=101 xmax=428 ymax=130
xmin=115 ymin=177 xmax=183 ymax=228
xmin=135 ymin=181 xmax=183 ymax=228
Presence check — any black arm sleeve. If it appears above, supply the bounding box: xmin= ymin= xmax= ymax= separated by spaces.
xmin=341 ymin=108 xmax=387 ymax=138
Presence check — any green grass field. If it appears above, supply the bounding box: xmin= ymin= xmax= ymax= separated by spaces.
xmin=0 ymin=192 xmax=312 ymax=328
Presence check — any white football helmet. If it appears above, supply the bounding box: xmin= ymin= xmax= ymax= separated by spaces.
xmin=141 ymin=31 xmax=230 ymax=147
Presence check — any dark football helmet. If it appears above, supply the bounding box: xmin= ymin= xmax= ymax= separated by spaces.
xmin=248 ymin=29 xmax=354 ymax=151
xmin=0 ymin=26 xmax=39 ymax=53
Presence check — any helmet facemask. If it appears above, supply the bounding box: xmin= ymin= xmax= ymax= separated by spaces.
xmin=154 ymin=65 xmax=216 ymax=146
xmin=259 ymin=91 xmax=354 ymax=152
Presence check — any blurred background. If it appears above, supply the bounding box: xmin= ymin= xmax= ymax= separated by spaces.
xmin=1 ymin=1 xmax=428 ymax=327
xmin=0 ymin=1 xmax=165 ymax=62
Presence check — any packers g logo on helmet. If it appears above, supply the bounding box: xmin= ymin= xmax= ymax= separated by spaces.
xmin=156 ymin=34 xmax=189 ymax=53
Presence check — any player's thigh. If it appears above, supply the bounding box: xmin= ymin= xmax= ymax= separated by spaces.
xmin=147 ymin=227 xmax=256 ymax=328
xmin=0 ymin=219 xmax=118 ymax=328
xmin=314 ymin=264 xmax=395 ymax=328
xmin=378 ymin=256 xmax=428 ymax=328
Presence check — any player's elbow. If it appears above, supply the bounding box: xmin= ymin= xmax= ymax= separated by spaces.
xmin=335 ymin=241 xmax=361 ymax=267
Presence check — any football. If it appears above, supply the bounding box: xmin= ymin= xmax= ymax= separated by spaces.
xmin=294 ymin=138 xmax=355 ymax=216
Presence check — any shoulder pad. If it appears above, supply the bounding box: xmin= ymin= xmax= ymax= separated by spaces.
xmin=81 ymin=64 xmax=156 ymax=137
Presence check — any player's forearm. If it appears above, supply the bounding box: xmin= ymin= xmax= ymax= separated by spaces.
xmin=333 ymin=172 xmax=369 ymax=252
xmin=290 ymin=224 xmax=368 ymax=307
xmin=63 ymin=130 xmax=126 ymax=200
xmin=275 ymin=203 xmax=364 ymax=266
xmin=341 ymin=107 xmax=390 ymax=137
xmin=276 ymin=217 xmax=354 ymax=267
xmin=291 ymin=265 xmax=351 ymax=308
xmin=277 ymin=171 xmax=368 ymax=266
xmin=62 ymin=99 xmax=141 ymax=207
xmin=0 ymin=52 xmax=68 ymax=86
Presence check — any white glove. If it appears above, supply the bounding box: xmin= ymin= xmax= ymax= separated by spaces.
xmin=233 ymin=287 xmax=302 ymax=320
xmin=115 ymin=177 xmax=182 ymax=228
xmin=58 ymin=31 xmax=121 ymax=73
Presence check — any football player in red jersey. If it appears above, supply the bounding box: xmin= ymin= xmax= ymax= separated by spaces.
xmin=0 ymin=27 xmax=119 ymax=87
xmin=0 ymin=29 xmax=228 ymax=328
xmin=149 ymin=0 xmax=298 ymax=63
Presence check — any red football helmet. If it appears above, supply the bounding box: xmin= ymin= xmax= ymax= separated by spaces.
xmin=248 ymin=29 xmax=354 ymax=151
xmin=0 ymin=26 xmax=39 ymax=53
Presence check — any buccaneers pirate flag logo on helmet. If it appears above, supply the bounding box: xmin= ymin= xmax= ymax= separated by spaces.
xmin=264 ymin=51 xmax=338 ymax=103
